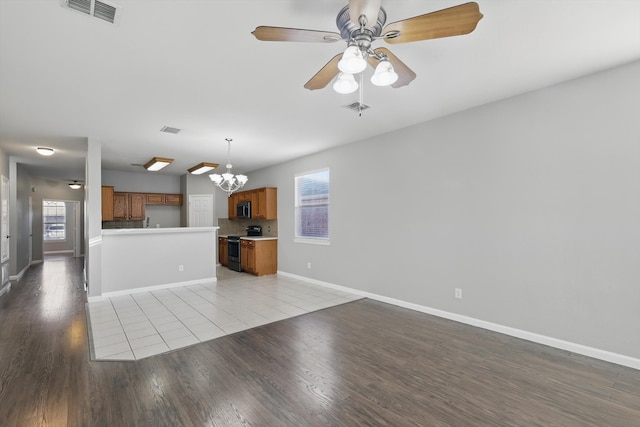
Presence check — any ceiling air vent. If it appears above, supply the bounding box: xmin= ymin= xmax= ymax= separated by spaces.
xmin=160 ymin=126 xmax=181 ymax=134
xmin=65 ymin=0 xmax=120 ymax=25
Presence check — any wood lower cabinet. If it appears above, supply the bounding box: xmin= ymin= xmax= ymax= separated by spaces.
xmin=113 ymin=192 xmax=146 ymax=220
xmin=101 ymin=186 xmax=114 ymax=221
xmin=240 ymin=239 xmax=277 ymax=276
xmin=218 ymin=237 xmax=228 ymax=266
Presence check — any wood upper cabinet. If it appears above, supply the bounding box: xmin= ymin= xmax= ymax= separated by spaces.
xmin=146 ymin=193 xmax=183 ymax=206
xmin=252 ymin=187 xmax=277 ymax=219
xmin=228 ymin=193 xmax=239 ymax=219
xmin=101 ymin=186 xmax=114 ymax=221
xmin=113 ymin=192 xmax=145 ymax=220
xmin=128 ymin=193 xmax=146 ymax=220
xmin=218 ymin=237 xmax=228 ymax=266
xmin=228 ymin=187 xmax=277 ymax=220
xmin=164 ymin=194 xmax=183 ymax=206
xmin=113 ymin=192 xmax=128 ymax=221
xmin=146 ymin=193 xmax=165 ymax=205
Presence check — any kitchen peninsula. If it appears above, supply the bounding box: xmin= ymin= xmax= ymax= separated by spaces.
xmin=100 ymin=227 xmax=218 ymax=297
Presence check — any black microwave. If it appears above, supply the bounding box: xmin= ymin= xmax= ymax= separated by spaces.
xmin=237 ymin=201 xmax=251 ymax=219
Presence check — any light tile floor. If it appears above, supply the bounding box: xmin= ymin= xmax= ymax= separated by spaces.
xmin=87 ymin=267 xmax=362 ymax=361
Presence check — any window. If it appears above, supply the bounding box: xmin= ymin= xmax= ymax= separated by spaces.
xmin=295 ymin=169 xmax=329 ymax=244
xmin=43 ymin=200 xmax=66 ymax=241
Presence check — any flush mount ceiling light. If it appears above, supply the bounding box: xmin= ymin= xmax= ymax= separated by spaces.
xmin=68 ymin=181 xmax=82 ymax=190
xmin=209 ymin=138 xmax=248 ymax=197
xmin=143 ymin=157 xmax=173 ymax=171
xmin=188 ymin=162 xmax=219 ymax=175
xmin=36 ymin=147 xmax=55 ymax=156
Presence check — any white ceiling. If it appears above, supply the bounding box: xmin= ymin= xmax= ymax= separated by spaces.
xmin=1 ymin=0 xmax=639 ymax=182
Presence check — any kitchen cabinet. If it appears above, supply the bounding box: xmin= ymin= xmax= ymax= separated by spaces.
xmin=228 ymin=187 xmax=277 ymax=220
xmin=145 ymin=193 xmax=183 ymax=206
xmin=113 ymin=192 xmax=146 ymax=221
xmin=240 ymin=239 xmax=253 ymax=273
xmin=228 ymin=193 xmax=239 ymax=219
xmin=218 ymin=237 xmax=228 ymax=266
xmin=164 ymin=194 xmax=183 ymax=206
xmin=251 ymin=187 xmax=277 ymax=219
xmin=241 ymin=239 xmax=277 ymax=276
xmin=102 ymin=186 xmax=114 ymax=221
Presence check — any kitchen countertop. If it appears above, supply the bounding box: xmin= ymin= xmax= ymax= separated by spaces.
xmin=240 ymin=236 xmax=278 ymax=241
xmin=219 ymin=235 xmax=277 ymax=240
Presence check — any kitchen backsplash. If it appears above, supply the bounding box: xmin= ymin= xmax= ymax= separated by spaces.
xmin=217 ymin=218 xmax=277 ymax=237
xmin=102 ymin=220 xmax=144 ymax=229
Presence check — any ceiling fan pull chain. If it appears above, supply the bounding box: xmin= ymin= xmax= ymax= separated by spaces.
xmin=359 ymin=72 xmax=364 ymax=117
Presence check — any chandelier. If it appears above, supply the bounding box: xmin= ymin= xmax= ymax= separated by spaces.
xmin=209 ymin=138 xmax=248 ymax=197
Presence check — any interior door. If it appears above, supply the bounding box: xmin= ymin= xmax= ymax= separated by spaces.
xmin=188 ymin=195 xmax=214 ymax=227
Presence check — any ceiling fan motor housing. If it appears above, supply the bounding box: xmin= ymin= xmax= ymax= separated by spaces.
xmin=336 ymin=5 xmax=387 ymax=49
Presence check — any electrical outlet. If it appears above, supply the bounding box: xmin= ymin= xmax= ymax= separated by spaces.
xmin=307 ymin=262 xmax=311 ymax=269
xmin=455 ymin=288 xmax=462 ymax=299
xmin=178 ymin=265 xmax=184 ymax=272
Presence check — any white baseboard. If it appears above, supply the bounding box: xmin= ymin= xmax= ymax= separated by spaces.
xmin=9 ymin=264 xmax=30 ymax=282
xmin=277 ymin=270 xmax=640 ymax=371
xmin=0 ymin=282 xmax=11 ymax=297
xmin=88 ymin=277 xmax=218 ymax=302
xmin=44 ymin=250 xmax=74 ymax=255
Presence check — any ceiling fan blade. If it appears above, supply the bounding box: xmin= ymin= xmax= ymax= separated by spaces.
xmin=382 ymin=2 xmax=483 ymax=44
xmin=369 ymin=48 xmax=416 ymax=88
xmin=252 ymin=26 xmax=341 ymax=43
xmin=304 ymin=54 xmax=342 ymax=91
xmin=349 ymin=0 xmax=382 ymax=29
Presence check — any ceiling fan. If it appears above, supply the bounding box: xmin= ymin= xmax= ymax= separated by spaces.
xmin=252 ymin=1 xmax=483 ymax=93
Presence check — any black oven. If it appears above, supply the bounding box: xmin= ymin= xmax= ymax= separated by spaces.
xmin=227 ymin=236 xmax=242 ymax=272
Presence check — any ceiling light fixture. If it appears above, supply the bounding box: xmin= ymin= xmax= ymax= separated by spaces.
xmin=68 ymin=181 xmax=82 ymax=190
xmin=333 ymin=72 xmax=358 ymax=94
xmin=36 ymin=147 xmax=55 ymax=156
xmin=188 ymin=162 xmax=219 ymax=175
xmin=143 ymin=157 xmax=173 ymax=171
xmin=209 ymin=138 xmax=248 ymax=197
xmin=334 ymin=50 xmax=397 ymax=94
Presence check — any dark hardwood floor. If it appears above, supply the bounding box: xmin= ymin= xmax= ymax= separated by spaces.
xmin=1 ymin=257 xmax=638 ymax=426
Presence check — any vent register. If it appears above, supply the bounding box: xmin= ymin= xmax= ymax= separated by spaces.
xmin=65 ymin=0 xmax=119 ymax=24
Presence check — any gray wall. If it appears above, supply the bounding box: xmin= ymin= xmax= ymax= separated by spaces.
xmin=248 ymin=60 xmax=640 ymax=360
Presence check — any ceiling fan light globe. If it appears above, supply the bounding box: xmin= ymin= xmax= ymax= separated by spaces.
xmin=338 ymin=46 xmax=367 ymax=74
xmin=333 ymin=72 xmax=358 ymax=94
xmin=371 ymin=61 xmax=398 ymax=86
